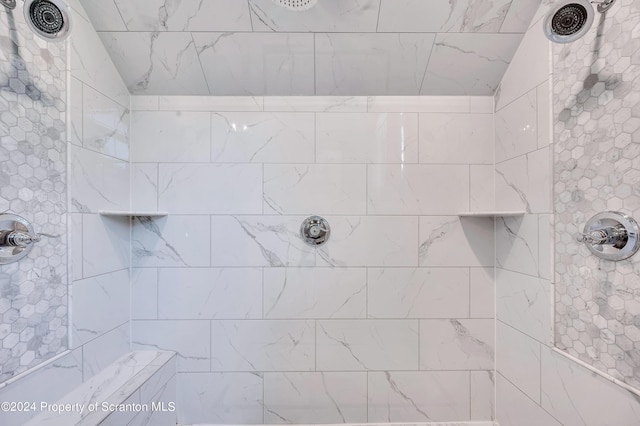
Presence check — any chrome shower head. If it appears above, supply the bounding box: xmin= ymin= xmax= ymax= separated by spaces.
xmin=23 ymin=0 xmax=72 ymax=42
xmin=543 ymin=0 xmax=595 ymax=43
xmin=271 ymin=0 xmax=318 ymax=11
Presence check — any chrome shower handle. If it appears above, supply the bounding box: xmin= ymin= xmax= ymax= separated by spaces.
xmin=577 ymin=226 xmax=625 ymax=246
xmin=2 ymin=230 xmax=59 ymax=247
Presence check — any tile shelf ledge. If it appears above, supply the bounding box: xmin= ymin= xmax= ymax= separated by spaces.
xmin=98 ymin=210 xmax=169 ymax=217
xmin=457 ymin=211 xmax=526 ymax=217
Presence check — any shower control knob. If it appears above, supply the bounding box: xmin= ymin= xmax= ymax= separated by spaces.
xmin=577 ymin=211 xmax=640 ymax=261
xmin=300 ymin=216 xmax=330 ymax=247
xmin=0 ymin=213 xmax=59 ymax=264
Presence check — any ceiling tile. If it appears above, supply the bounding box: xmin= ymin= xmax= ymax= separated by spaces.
xmin=76 ymin=0 xmax=126 ymax=31
xmin=248 ymin=0 xmax=380 ymax=32
xmin=315 ymin=33 xmax=435 ymax=95
xmin=378 ymin=0 xmax=511 ymax=33
xmin=193 ymin=33 xmax=315 ymax=96
xmin=112 ymin=0 xmax=252 ymax=31
xmin=500 ymin=0 xmax=543 ymax=32
xmin=421 ymin=33 xmax=523 ymax=95
xmin=98 ymin=32 xmax=209 ymax=95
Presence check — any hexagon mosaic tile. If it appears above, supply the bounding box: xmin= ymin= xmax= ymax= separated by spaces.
xmin=554 ymin=0 xmax=640 ymax=389
xmin=0 ymin=9 xmax=67 ymax=382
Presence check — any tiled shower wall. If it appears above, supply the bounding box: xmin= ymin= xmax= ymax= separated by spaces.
xmin=0 ymin=1 xmax=131 ymax=424
xmin=0 ymin=5 xmax=67 ymax=382
xmin=554 ymin=0 xmax=640 ymax=390
xmin=495 ymin=2 xmax=640 ymax=425
xmin=129 ymin=95 xmax=496 ymax=424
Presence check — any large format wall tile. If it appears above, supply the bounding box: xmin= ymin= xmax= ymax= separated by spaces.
xmin=368 ymin=165 xmax=469 ymax=214
xmin=211 ymin=112 xmax=314 ymax=163
xmin=420 ymin=319 xmax=494 ymax=370
xmin=419 ymin=113 xmax=494 ymax=164
xmin=368 ymin=371 xmax=470 ymax=421
xmin=264 ymin=164 xmax=367 ymax=215
xmin=211 ymin=216 xmax=315 ymax=267
xmin=495 ymin=90 xmax=537 ymax=162
xmin=318 ymin=216 xmax=419 ymax=267
xmin=368 ymin=268 xmax=469 ymax=318
xmin=82 ymin=215 xmax=130 ymax=277
xmin=158 ymin=268 xmax=262 ymax=319
xmin=471 ymin=370 xmax=495 ymax=420
xmin=210 ymin=320 xmax=315 ymax=371
xmin=158 ymin=164 xmax=263 ymax=214
xmin=496 ymin=215 xmax=540 ymax=276
xmin=496 ymin=373 xmax=561 ymax=426
xmin=81 ymin=323 xmax=130 ymax=380
xmin=82 ymin=85 xmax=130 ymax=160
xmin=316 ymin=320 xmax=418 ymax=371
xmin=263 ymin=268 xmax=366 ymax=319
xmin=131 ymin=111 xmax=211 ymax=162
xmin=264 ymin=372 xmax=367 ymax=423
xmin=496 ymin=320 xmax=541 ymax=403
xmin=316 ymin=113 xmax=419 ymax=163
xmin=177 ymin=372 xmax=263 ymax=424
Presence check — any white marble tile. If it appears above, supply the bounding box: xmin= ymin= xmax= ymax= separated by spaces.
xmin=470 ymin=165 xmax=495 ymax=212
xmin=496 ymin=268 xmax=552 ymax=344
xmin=76 ymin=0 xmax=127 ymax=30
xmin=538 ymin=214 xmax=553 ymax=280
xmin=70 ymin=8 xmax=130 ymax=107
xmin=99 ymin=392 xmax=140 ymax=426
xmin=131 ymin=96 xmax=159 ymax=111
xmin=495 ymin=90 xmax=537 ymax=162
xmin=315 ymin=33 xmax=435 ymax=96
xmin=367 ymin=96 xmax=471 ymax=113
xmin=72 ymin=269 xmax=130 ymax=345
xmin=316 ymin=112 xmax=419 ymax=163
xmin=177 ymin=372 xmax=263 ymax=425
xmin=497 ymin=320 xmax=541 ymax=403
xmin=264 ymin=96 xmax=367 ymax=112
xmin=157 ymin=268 xmax=262 ymax=319
xmin=70 ymin=146 xmax=129 ymax=213
xmin=132 ymin=321 xmax=210 ymax=372
xmin=132 ymin=216 xmax=211 ymax=268
xmin=264 ymin=268 xmax=366 ymax=319
xmin=420 ymin=113 xmax=494 ymax=164
xmin=159 ymin=96 xmax=263 ymax=111
xmin=211 ymin=112 xmax=314 ymax=163
xmin=496 ymin=372 xmax=561 ymax=426
xmin=82 ymin=214 xmax=130 ymax=278
xmin=82 ymin=85 xmax=129 ymax=160
xmin=99 ymin=32 xmax=208 ymax=95
xmin=132 ymin=268 xmax=157 ymax=320
xmin=471 ymin=370 xmax=495 ymax=421
xmin=131 ymin=163 xmax=158 ymax=212
xmin=67 ymin=0 xmax=90 ymax=22
xmin=316 ymin=320 xmax=418 ymax=370
xmin=537 ymin=80 xmax=551 ymax=148
xmin=541 ymin=348 xmax=640 ymax=426
xmin=419 ymin=216 xmax=494 ymax=267
xmin=210 ymin=320 xmax=315 ymax=371
xmin=367 ymin=165 xmax=469 ymax=214
xmin=211 ymin=216 xmax=315 ymax=267
xmin=157 ymin=164 xmax=262 ymax=214
xmin=378 ymin=0 xmax=511 ymax=32
xmin=470 ymin=267 xmax=494 ymax=319
xmin=368 ymin=371 xmax=470 ymax=421
xmin=496 ymin=22 xmax=550 ymax=110
xmin=264 ymin=164 xmax=366 ymax=215
xmin=0 ymin=350 xmax=82 ymax=426
xmin=193 ymin=32 xmax=314 ymax=96
xmin=264 ymin=372 xmax=367 ymax=423
xmin=129 ymin=375 xmax=176 ymax=426
xmin=500 ymin=0 xmax=543 ymax=32
xmin=317 ymin=216 xmax=419 ymax=267
xmin=367 ymin=268 xmax=470 ymax=318
xmin=70 ymin=77 xmax=82 ymax=146
xmin=470 ymin=96 xmax=495 ymax=113
xmin=69 ymin=213 xmax=83 ymax=282
xmin=114 ymin=0 xmax=251 ymax=31
xmin=496 ymin=215 xmax=540 ymax=276
xmin=131 ymin=111 xmax=210 ymax=162
xmin=421 ymin=33 xmax=522 ymax=95
xmin=420 ymin=319 xmax=494 ymax=370
xmin=248 ymin=0 xmax=380 ymax=32
xmin=495 ymin=148 xmax=552 ymax=213
xmin=82 ymin=323 xmax=130 ymax=380
xmin=140 ymin=357 xmax=177 ymax=402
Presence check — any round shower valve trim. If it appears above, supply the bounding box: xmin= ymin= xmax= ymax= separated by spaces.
xmin=300 ymin=216 xmax=330 ymax=247
xmin=577 ymin=211 xmax=640 ymax=261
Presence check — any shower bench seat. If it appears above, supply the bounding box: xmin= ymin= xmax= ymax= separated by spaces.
xmin=25 ymin=350 xmax=176 ymax=426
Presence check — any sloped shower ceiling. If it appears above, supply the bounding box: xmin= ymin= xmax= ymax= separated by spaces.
xmin=78 ymin=0 xmax=541 ymax=96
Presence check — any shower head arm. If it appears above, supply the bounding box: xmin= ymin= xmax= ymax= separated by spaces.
xmin=591 ymin=0 xmax=616 ymax=13
xmin=0 ymin=0 xmax=16 ymax=10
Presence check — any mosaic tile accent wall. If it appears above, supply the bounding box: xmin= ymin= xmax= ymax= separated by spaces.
xmin=0 ymin=9 xmax=67 ymax=382
xmin=554 ymin=0 xmax=640 ymax=389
